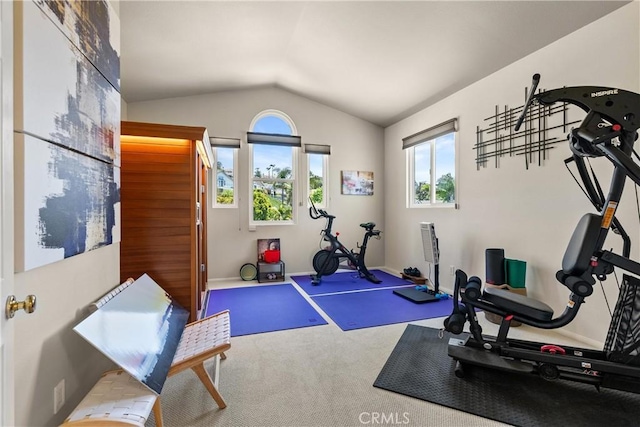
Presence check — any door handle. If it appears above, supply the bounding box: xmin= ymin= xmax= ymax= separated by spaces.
xmin=6 ymin=295 xmax=36 ymax=319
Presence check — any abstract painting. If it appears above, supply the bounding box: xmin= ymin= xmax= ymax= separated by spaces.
xmin=14 ymin=0 xmax=121 ymax=271
xmin=15 ymin=134 xmax=120 ymax=272
xmin=341 ymin=170 xmax=374 ymax=195
xmin=34 ymin=0 xmax=121 ymax=92
xmin=74 ymin=274 xmax=189 ymax=394
xmin=17 ymin=0 xmax=120 ymax=166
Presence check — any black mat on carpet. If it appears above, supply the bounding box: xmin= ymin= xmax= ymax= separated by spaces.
xmin=374 ymin=324 xmax=640 ymax=427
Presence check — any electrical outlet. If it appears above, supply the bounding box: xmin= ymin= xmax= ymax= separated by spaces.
xmin=53 ymin=379 xmax=65 ymax=414
xmin=449 ymin=265 xmax=455 ymax=276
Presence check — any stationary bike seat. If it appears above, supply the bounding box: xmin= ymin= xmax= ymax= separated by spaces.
xmin=360 ymin=222 xmax=375 ymax=229
xmin=483 ymin=287 xmax=554 ymax=322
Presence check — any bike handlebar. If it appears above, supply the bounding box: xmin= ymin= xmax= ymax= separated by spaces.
xmin=309 ymin=205 xmax=321 ymax=220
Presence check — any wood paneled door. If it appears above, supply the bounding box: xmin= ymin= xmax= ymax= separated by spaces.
xmin=120 ymin=121 xmax=213 ymax=322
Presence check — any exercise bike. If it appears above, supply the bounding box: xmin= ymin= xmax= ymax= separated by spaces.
xmin=309 ymin=198 xmax=382 ymax=285
xmin=443 ymin=74 xmax=640 ymax=394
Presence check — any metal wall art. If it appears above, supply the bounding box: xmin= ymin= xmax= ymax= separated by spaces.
xmin=475 ymin=85 xmax=579 ymax=170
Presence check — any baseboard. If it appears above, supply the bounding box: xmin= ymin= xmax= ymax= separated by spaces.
xmin=374 ymin=266 xmax=401 ymax=276
xmin=553 ymin=328 xmax=604 ymax=349
xmin=207 ymin=276 xmax=242 ymax=284
xmin=208 ymin=267 xmax=405 ymax=286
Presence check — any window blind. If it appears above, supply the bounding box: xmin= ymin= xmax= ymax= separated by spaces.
xmin=304 ymin=144 xmax=331 ymax=155
xmin=402 ymin=118 xmax=457 ymax=150
xmin=247 ymin=132 xmax=301 ymax=147
xmin=210 ymin=137 xmax=241 ymax=148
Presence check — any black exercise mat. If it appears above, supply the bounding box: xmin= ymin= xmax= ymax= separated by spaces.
xmin=374 ymin=324 xmax=640 ymax=427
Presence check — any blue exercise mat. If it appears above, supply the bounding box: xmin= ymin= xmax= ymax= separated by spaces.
xmin=291 ymin=269 xmax=412 ymax=296
xmin=311 ymin=288 xmax=452 ymax=331
xmin=203 ymin=283 xmax=328 ymax=336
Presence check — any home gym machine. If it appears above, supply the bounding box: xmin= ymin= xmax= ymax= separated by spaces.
xmin=444 ymin=74 xmax=640 ymax=394
xmin=309 ymin=198 xmax=382 ymax=285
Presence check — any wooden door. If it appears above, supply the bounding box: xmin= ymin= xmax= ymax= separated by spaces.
xmin=199 ymin=158 xmax=208 ymax=308
xmin=194 ymin=152 xmax=207 ymax=313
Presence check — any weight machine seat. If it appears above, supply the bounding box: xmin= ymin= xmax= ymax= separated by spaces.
xmin=482 ymin=287 xmax=554 ymax=322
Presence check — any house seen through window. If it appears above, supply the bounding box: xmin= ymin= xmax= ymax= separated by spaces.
xmin=214 ymin=146 xmax=236 ymax=207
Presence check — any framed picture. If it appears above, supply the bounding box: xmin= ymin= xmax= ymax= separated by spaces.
xmin=341 ymin=170 xmax=374 ymax=195
xmin=257 ymin=238 xmax=281 ymax=262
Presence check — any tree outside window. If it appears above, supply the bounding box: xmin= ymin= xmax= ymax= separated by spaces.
xmin=308 ymin=153 xmax=327 ymax=207
xmin=411 ymin=132 xmax=456 ymax=205
xmin=250 ymin=112 xmax=297 ymax=222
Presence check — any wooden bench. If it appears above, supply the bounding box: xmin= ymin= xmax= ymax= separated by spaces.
xmin=62 ymin=277 xmax=231 ymax=427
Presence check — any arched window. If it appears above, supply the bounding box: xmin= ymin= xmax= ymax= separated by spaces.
xmin=249 ymin=110 xmax=299 ymax=223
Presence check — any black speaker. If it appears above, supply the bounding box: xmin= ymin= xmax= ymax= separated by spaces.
xmin=485 ymin=248 xmax=505 ymax=285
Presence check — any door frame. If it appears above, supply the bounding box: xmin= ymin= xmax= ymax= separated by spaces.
xmin=1 ymin=0 xmax=16 ymax=424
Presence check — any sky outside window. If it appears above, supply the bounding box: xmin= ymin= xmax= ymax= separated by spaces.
xmin=253 ymin=145 xmax=292 ymax=177
xmin=217 ymin=147 xmax=233 ymax=171
xmin=253 ymin=115 xmax=294 ymax=177
xmin=414 ymin=133 xmax=455 ymax=184
xmin=309 ymin=154 xmax=323 ymax=178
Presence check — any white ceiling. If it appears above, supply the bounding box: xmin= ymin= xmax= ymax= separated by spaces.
xmin=120 ymin=1 xmax=630 ymax=127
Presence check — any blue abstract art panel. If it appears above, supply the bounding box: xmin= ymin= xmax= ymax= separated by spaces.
xmin=14 ymin=0 xmax=121 ymax=272
xmin=15 ymin=134 xmax=120 ymax=272
xmin=34 ymin=0 xmax=121 ymax=92
xmin=17 ymin=0 xmax=120 ymax=165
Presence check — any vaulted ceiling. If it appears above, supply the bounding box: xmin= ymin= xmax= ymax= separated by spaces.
xmin=120 ymin=1 xmax=630 ymax=127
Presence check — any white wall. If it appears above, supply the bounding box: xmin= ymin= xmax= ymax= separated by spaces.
xmin=127 ymin=87 xmax=385 ymax=279
xmin=384 ymin=3 xmax=640 ymax=344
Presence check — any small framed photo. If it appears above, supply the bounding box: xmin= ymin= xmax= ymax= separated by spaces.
xmin=341 ymin=170 xmax=374 ymax=195
xmin=257 ymin=238 xmax=280 ymax=262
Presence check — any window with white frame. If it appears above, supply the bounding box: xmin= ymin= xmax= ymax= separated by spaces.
xmin=210 ymin=137 xmax=240 ymax=208
xmin=305 ymin=143 xmax=330 ymax=208
xmin=249 ymin=111 xmax=300 ymax=223
xmin=404 ymin=118 xmax=457 ymax=207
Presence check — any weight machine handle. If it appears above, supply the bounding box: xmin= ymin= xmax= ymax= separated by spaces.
xmin=514 ymin=73 xmax=540 ymax=132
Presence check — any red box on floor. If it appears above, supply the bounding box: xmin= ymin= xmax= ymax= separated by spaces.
xmin=264 ymin=250 xmax=280 ymax=263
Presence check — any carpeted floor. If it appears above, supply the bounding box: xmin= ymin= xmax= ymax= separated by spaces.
xmin=374 ymin=324 xmax=640 ymax=427
xmin=146 ymin=317 xmax=509 ymax=427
